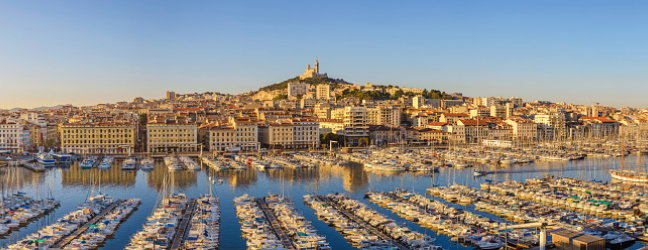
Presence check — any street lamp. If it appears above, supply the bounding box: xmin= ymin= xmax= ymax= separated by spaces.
xmin=189 ymin=143 xmax=203 ymax=157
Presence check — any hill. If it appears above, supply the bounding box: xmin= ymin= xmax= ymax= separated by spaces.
xmin=250 ymin=75 xmax=452 ymax=102
xmin=258 ymin=76 xmax=352 ymax=92
xmin=7 ymin=105 xmax=65 ymax=112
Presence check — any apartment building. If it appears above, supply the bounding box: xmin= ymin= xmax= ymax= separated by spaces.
xmin=342 ymin=107 xmax=369 ymax=146
xmin=579 ymin=117 xmax=620 ymax=139
xmin=258 ymin=118 xmax=319 ymax=149
xmin=331 ymin=108 xmax=345 ymax=120
xmin=318 ymin=119 xmax=344 ymax=135
xmin=490 ymin=105 xmax=510 ymax=119
xmin=60 ymin=122 xmax=136 ymax=154
xmin=368 ymin=125 xmax=402 ymax=145
xmin=417 ymin=129 xmax=450 ymax=144
xmin=425 ymin=122 xmax=449 ymax=131
xmin=505 ymin=117 xmax=538 ymax=141
xmin=292 ymin=119 xmax=319 ymax=148
xmin=454 ymin=120 xmax=489 ymax=144
xmin=316 ymin=84 xmax=331 ymax=100
xmin=366 ymin=105 xmax=401 ymax=126
xmin=439 ymin=113 xmax=469 ymax=124
xmin=469 ymin=108 xmax=490 ymax=118
xmin=147 ymin=118 xmax=198 ymax=153
xmin=258 ymin=122 xmax=293 ymax=149
xmin=534 ymin=111 xmax=567 ymax=140
xmin=314 ymin=103 xmax=333 ymax=119
xmin=209 ymin=117 xmax=259 ymax=153
xmin=258 ymin=110 xmax=292 ymax=121
xmin=287 ymin=81 xmax=308 ymax=97
xmin=442 ymin=100 xmax=464 ymax=108
xmin=0 ymin=119 xmax=27 ymax=153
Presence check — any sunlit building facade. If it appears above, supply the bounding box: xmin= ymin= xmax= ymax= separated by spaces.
xmin=60 ymin=122 xmax=136 ymax=154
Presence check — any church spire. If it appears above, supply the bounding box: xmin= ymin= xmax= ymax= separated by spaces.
xmin=314 ymin=57 xmax=319 ymax=74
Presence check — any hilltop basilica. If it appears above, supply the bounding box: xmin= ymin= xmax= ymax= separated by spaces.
xmin=299 ymin=57 xmax=328 ymax=79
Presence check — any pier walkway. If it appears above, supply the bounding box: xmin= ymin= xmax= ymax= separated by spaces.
xmin=18 ymin=161 xmax=45 ymax=172
xmin=318 ymin=195 xmax=410 ymax=250
xmin=169 ymin=198 xmax=197 ymax=250
xmin=256 ymin=198 xmax=296 ymax=250
xmin=51 ymin=199 xmax=123 ymax=248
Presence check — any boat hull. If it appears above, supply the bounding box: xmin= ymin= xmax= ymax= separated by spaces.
xmin=608 ymin=169 xmax=648 ymax=183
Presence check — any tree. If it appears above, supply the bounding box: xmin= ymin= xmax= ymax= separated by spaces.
xmin=139 ymin=113 xmax=148 ymax=126
xmin=394 ymin=89 xmax=405 ymax=99
xmin=296 ymin=94 xmax=303 ymax=100
xmin=44 ymin=139 xmax=56 ymax=148
xmin=320 ymin=132 xmax=346 ymax=146
xmin=273 ymin=94 xmax=288 ymax=101
xmin=402 ymin=118 xmax=413 ymax=127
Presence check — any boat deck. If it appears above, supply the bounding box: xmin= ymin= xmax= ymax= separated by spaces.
xmin=176 ymin=157 xmax=189 ymax=170
xmin=51 ymin=199 xmax=123 ymax=248
xmin=92 ymin=156 xmax=105 ymax=168
xmin=318 ymin=195 xmax=410 ymax=250
xmin=256 ymin=198 xmax=296 ymax=250
xmin=169 ymin=198 xmax=197 ymax=250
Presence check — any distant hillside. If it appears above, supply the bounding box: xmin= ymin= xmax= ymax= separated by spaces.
xmin=8 ymin=105 xmax=65 ymax=112
xmin=250 ymin=75 xmax=453 ymax=102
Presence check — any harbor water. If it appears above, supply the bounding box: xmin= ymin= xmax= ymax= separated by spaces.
xmin=0 ymin=154 xmax=646 ymax=249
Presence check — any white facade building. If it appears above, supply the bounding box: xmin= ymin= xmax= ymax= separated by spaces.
xmin=316 ymin=84 xmax=331 ymax=100
xmin=287 ymin=81 xmax=308 ymax=98
xmin=0 ymin=119 xmax=26 ymax=153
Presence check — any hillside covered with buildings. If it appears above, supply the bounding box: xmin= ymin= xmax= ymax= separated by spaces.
xmin=1 ymin=58 xmax=646 ymax=155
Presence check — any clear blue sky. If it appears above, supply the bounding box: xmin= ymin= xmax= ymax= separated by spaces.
xmin=1 ymin=1 xmax=647 ymax=109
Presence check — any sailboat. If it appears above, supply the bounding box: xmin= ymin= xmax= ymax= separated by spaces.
xmin=606 ymin=133 xmax=648 ymax=182
xmin=473 ymin=168 xmax=487 ymax=177
xmin=36 ymin=148 xmax=55 ymax=165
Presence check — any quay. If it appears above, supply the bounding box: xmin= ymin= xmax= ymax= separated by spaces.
xmin=256 ymin=198 xmax=296 ymax=250
xmin=169 ymin=198 xmax=197 ymax=250
xmin=18 ymin=161 xmax=45 ymax=172
xmin=51 ymin=199 xmax=123 ymax=248
xmin=317 ymin=195 xmax=410 ymax=250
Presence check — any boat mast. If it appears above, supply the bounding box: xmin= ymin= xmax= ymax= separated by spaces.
xmin=636 ymin=130 xmax=641 ymax=174
xmin=621 ymin=134 xmax=625 ymax=173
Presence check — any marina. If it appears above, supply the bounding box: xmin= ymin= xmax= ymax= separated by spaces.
xmin=304 ymin=194 xmax=400 ymax=249
xmin=182 ymin=195 xmax=220 ymax=249
xmin=318 ymin=194 xmax=415 ymax=250
xmin=257 ymin=197 xmax=296 ymax=250
xmin=0 ymin=153 xmax=646 ymax=249
xmin=169 ymin=198 xmax=197 ymax=250
xmin=125 ymin=193 xmax=189 ymax=249
xmin=5 ymin=194 xmax=116 ymax=249
xmin=234 ymin=194 xmax=289 ymax=249
xmin=62 ymin=198 xmax=141 ymax=249
xmin=266 ymin=195 xmax=330 ymax=249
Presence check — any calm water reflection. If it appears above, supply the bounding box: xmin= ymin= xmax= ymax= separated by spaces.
xmin=0 ymin=155 xmax=645 ymax=249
